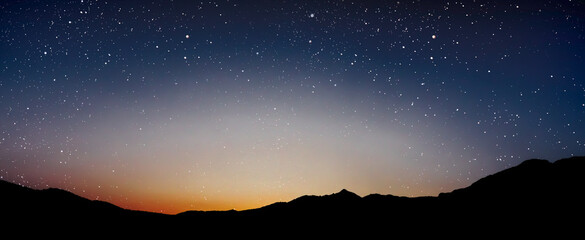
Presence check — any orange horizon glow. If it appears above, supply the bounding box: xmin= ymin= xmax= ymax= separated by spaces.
xmin=10 ymin=173 xmax=468 ymax=215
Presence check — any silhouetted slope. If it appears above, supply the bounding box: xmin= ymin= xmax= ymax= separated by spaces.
xmin=439 ymin=157 xmax=585 ymax=204
xmin=0 ymin=180 xmax=168 ymax=224
xmin=433 ymin=156 xmax=585 ymax=233
xmin=440 ymin=159 xmax=551 ymax=200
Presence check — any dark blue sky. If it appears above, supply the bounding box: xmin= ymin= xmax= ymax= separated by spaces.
xmin=1 ymin=0 xmax=584 ymax=213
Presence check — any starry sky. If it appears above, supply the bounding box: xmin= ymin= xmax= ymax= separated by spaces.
xmin=1 ymin=0 xmax=584 ymax=214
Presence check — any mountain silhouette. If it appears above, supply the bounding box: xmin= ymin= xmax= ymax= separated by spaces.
xmin=2 ymin=156 xmax=583 ymax=235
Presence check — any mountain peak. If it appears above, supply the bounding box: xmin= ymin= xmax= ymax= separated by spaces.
xmin=332 ymin=189 xmax=361 ymax=200
xmin=337 ymin=188 xmax=353 ymax=195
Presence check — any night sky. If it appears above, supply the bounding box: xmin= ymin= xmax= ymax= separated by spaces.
xmin=1 ymin=0 xmax=584 ymax=214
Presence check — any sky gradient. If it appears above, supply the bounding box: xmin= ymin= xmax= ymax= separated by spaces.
xmin=1 ymin=0 xmax=585 ymax=214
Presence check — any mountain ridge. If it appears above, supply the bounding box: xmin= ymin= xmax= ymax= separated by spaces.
xmin=2 ymin=156 xmax=584 ymax=234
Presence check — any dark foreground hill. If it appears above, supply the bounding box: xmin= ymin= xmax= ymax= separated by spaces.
xmin=2 ymin=156 xmax=584 ymax=235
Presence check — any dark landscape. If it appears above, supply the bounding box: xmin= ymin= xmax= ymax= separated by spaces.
xmin=2 ymin=156 xmax=583 ymax=235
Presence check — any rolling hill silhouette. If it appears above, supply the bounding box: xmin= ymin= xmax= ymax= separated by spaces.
xmin=2 ymin=156 xmax=583 ymax=235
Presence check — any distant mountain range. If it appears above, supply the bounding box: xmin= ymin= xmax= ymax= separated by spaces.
xmin=2 ymin=157 xmax=583 ymax=235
